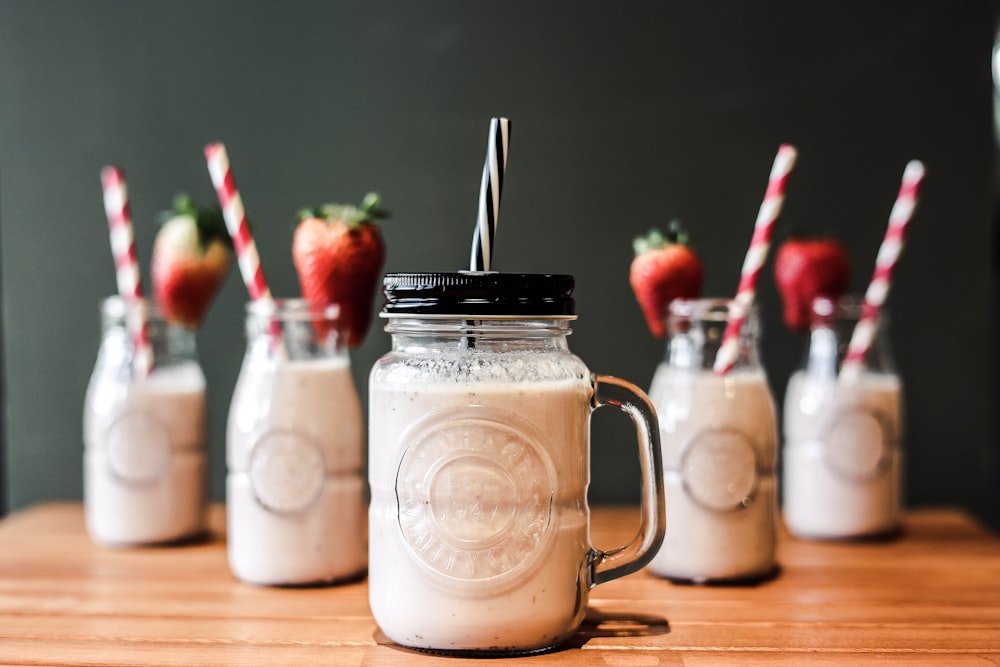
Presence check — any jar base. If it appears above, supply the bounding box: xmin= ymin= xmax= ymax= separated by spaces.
xmin=84 ymin=448 xmax=208 ymax=546
xmin=226 ymin=473 xmax=367 ymax=586
xmin=241 ymin=568 xmax=368 ymax=589
xmin=393 ymin=639 xmax=569 ymax=658
xmin=659 ymin=562 xmax=781 ymax=587
xmin=91 ymin=528 xmax=211 ymax=549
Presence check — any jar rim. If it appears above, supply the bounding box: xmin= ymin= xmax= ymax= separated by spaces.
xmin=100 ymin=295 xmax=164 ymax=320
xmin=809 ymin=294 xmax=872 ymax=320
xmin=245 ymin=298 xmax=341 ymax=320
xmin=668 ymin=297 xmax=754 ymax=321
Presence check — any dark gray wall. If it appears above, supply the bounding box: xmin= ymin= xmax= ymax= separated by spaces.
xmin=2 ymin=1 xmax=997 ymax=528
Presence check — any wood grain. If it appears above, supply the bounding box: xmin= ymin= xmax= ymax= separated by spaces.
xmin=0 ymin=504 xmax=997 ymax=666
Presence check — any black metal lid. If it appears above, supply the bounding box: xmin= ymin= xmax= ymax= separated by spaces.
xmin=381 ymin=272 xmax=576 ymax=317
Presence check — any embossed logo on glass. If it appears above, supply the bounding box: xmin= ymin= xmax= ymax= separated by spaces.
xmin=107 ymin=412 xmax=171 ymax=484
xmin=249 ymin=430 xmax=326 ymax=514
xmin=395 ymin=408 xmax=555 ymax=583
xmin=823 ymin=407 xmax=893 ymax=480
xmin=681 ymin=428 xmax=758 ymax=512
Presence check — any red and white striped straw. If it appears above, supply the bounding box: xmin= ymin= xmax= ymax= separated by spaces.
xmin=840 ymin=160 xmax=925 ymax=382
xmin=204 ymin=142 xmax=272 ymax=302
xmin=102 ymin=166 xmax=142 ymax=301
xmin=470 ymin=117 xmax=511 ymax=272
xmin=101 ymin=165 xmax=153 ymax=377
xmin=713 ymin=144 xmax=798 ymax=375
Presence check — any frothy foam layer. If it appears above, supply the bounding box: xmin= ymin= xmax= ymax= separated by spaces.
xmin=373 ymin=348 xmax=589 ymax=386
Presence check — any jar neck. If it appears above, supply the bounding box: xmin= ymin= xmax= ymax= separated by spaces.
xmin=664 ymin=299 xmax=763 ymax=372
xmin=803 ymin=297 xmax=894 ymax=375
xmin=385 ymin=317 xmax=573 ymax=353
xmin=244 ymin=298 xmax=348 ymax=361
xmin=100 ymin=296 xmax=199 ymax=367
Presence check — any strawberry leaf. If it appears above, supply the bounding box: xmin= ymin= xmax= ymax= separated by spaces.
xmin=298 ymin=192 xmax=390 ymax=229
xmin=664 ymin=219 xmax=688 ymax=245
xmin=159 ymin=193 xmax=230 ymax=249
xmin=633 ymin=219 xmax=690 ymax=256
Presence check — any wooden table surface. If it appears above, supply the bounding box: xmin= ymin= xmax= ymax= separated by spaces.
xmin=1 ymin=504 xmax=998 ymax=666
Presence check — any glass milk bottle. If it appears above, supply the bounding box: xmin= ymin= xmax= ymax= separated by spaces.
xmin=227 ymin=299 xmax=366 ymax=585
xmin=83 ymin=296 xmax=208 ymax=545
xmin=782 ymin=296 xmax=903 ymax=539
xmin=368 ymin=272 xmax=665 ymax=655
xmin=647 ymin=299 xmax=778 ymax=583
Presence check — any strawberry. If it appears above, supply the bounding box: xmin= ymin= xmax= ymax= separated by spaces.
xmin=629 ymin=221 xmax=704 ymax=338
xmin=773 ymin=235 xmax=850 ymax=332
xmin=292 ymin=192 xmax=388 ymax=348
xmin=151 ymin=194 xmax=232 ymax=328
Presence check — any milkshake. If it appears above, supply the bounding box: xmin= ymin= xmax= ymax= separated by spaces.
xmin=782 ymin=297 xmax=903 ymax=539
xmin=83 ymin=296 xmax=208 ymax=545
xmin=226 ymin=299 xmax=366 ymax=585
xmin=646 ymin=299 xmax=778 ymax=583
xmin=368 ymin=272 xmax=664 ymax=654
xmin=370 ymin=374 xmax=592 ymax=651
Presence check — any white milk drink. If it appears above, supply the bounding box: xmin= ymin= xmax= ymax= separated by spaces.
xmin=368 ymin=272 xmax=665 ymax=655
xmin=227 ymin=299 xmax=366 ymax=585
xmin=646 ymin=299 xmax=778 ymax=583
xmin=83 ymin=296 xmax=208 ymax=545
xmin=782 ymin=297 xmax=903 ymax=539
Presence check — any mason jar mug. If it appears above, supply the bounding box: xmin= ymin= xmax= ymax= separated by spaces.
xmin=368 ymin=272 xmax=665 ymax=655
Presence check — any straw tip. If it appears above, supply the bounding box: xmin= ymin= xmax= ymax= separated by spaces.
xmin=100 ymin=165 xmax=123 ymax=185
xmin=204 ymin=142 xmax=225 ymax=159
xmin=770 ymin=144 xmax=798 ymax=177
xmin=490 ymin=117 xmax=512 ymax=136
xmin=777 ymin=143 xmax=799 ymax=161
xmin=904 ymin=159 xmax=926 ymax=181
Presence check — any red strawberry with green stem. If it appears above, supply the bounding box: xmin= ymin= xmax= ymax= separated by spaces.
xmin=629 ymin=221 xmax=705 ymax=338
xmin=773 ymin=235 xmax=850 ymax=332
xmin=292 ymin=192 xmax=388 ymax=348
xmin=151 ymin=194 xmax=233 ymax=328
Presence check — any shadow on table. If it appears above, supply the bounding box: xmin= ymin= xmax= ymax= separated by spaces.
xmin=564 ymin=608 xmax=670 ymax=647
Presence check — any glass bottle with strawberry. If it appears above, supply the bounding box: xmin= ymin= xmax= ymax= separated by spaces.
xmin=224 ymin=194 xmax=383 ymax=585
xmin=775 ymin=236 xmax=903 ymax=539
xmin=226 ymin=299 xmax=367 ymax=585
xmin=631 ymin=224 xmax=779 ymax=583
xmin=84 ymin=195 xmax=229 ymax=546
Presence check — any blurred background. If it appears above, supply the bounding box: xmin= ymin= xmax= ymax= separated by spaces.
xmin=1 ymin=1 xmax=997 ymax=529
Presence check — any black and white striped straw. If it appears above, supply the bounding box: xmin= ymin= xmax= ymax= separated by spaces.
xmin=470 ymin=117 xmax=511 ymax=272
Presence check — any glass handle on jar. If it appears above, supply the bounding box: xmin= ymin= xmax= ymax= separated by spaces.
xmin=588 ymin=374 xmax=666 ymax=586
